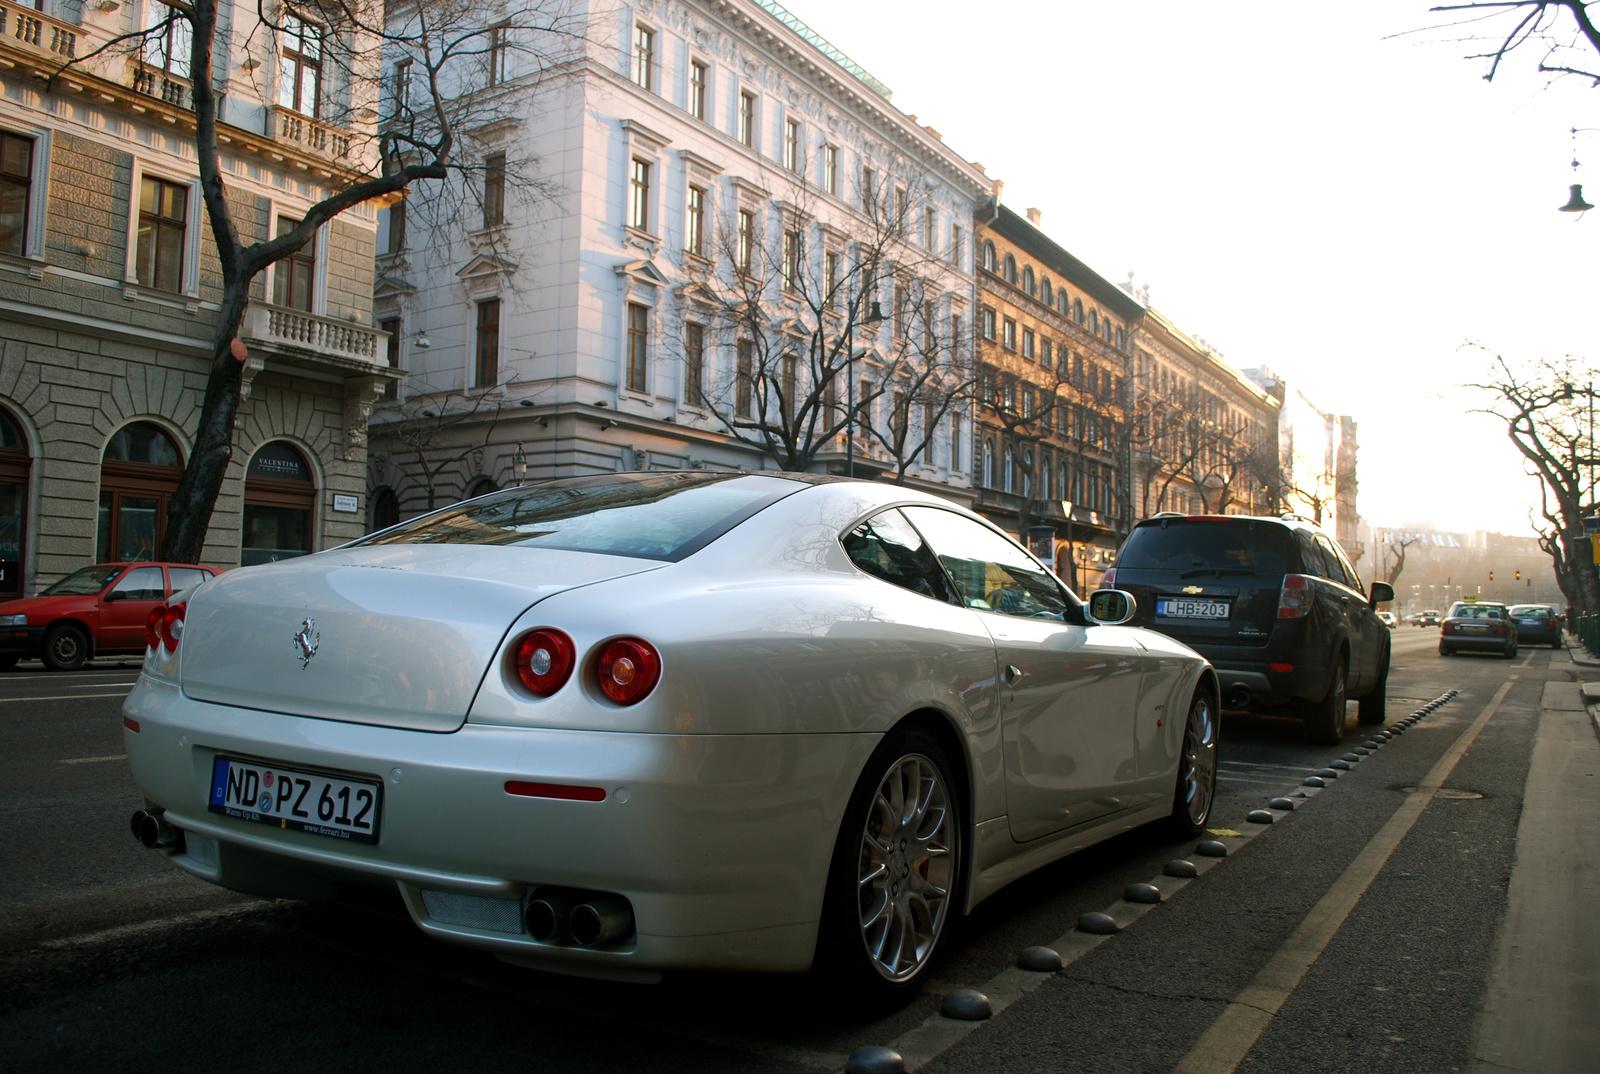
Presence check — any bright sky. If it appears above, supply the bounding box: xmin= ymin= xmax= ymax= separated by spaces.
xmin=787 ymin=0 xmax=1597 ymax=537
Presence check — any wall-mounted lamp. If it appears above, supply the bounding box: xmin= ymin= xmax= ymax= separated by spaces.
xmin=512 ymin=442 xmax=527 ymax=484
xmin=537 ymin=416 xmax=549 ymax=429
xmin=94 ymin=0 xmax=121 ymax=11
xmin=414 ymin=331 xmax=431 ymax=349
xmin=517 ymin=398 xmax=535 ymax=407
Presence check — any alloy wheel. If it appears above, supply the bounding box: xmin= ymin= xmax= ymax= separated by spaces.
xmin=1179 ymin=694 xmax=1218 ymax=826
xmin=856 ymin=754 xmax=954 ymax=982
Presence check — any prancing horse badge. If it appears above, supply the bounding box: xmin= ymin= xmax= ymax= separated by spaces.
xmin=293 ymin=617 xmax=320 ymax=670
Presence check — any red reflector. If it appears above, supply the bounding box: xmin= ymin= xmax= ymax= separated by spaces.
xmin=504 ymin=781 xmax=606 ymax=802
xmin=1270 ymin=663 xmax=1294 ymax=673
xmin=122 ymin=716 xmax=140 ymax=733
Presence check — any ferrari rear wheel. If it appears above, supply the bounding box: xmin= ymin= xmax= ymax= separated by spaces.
xmin=1168 ymin=689 xmax=1217 ymax=836
xmin=821 ymin=726 xmax=961 ymax=994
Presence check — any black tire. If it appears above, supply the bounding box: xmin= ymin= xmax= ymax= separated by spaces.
xmin=1505 ymin=644 xmax=1518 ymax=659
xmin=1439 ymin=645 xmax=1452 ymax=657
xmin=817 ymin=725 xmax=962 ymax=996
xmin=1358 ymin=649 xmax=1388 ymax=726
xmin=41 ymin=624 xmax=89 ymax=671
xmin=0 ymin=654 xmax=17 ymax=671
xmin=1302 ymin=657 xmax=1348 ymax=746
xmin=1553 ymin=637 xmax=1563 ymax=650
xmin=1168 ymin=688 xmax=1218 ymax=836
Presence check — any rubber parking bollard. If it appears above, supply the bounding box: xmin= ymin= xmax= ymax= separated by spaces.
xmin=847 ymin=1046 xmax=905 ymax=1074
xmin=941 ymin=988 xmax=992 ymax=1020
xmin=1164 ymin=859 xmax=1199 ymax=878
xmin=1303 ymin=776 xmax=1326 ymax=788
xmin=1269 ymin=797 xmax=1296 ymax=810
xmin=1078 ymin=912 xmax=1120 ymax=935
xmin=1017 ymin=946 xmax=1063 ymax=972
xmin=1196 ymin=840 xmax=1228 ymax=857
xmin=1246 ymin=809 xmax=1275 ymax=824
xmin=1125 ymin=882 xmax=1161 ymax=904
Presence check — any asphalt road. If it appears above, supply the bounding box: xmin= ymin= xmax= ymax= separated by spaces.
xmin=0 ymin=632 xmax=1582 ymax=1073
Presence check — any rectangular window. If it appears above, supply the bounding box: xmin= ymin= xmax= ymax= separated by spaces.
xmin=738 ymin=91 xmax=756 ymax=147
xmin=277 ymin=13 xmax=322 ymax=117
xmin=380 ymin=317 xmax=400 ymax=399
xmin=632 ymin=25 xmax=654 ymax=91
xmin=475 ymin=298 xmax=500 ymax=388
xmin=626 ymin=302 xmax=648 ymax=392
xmin=688 ymin=59 xmax=707 ymax=120
xmin=782 ymin=354 xmax=797 ymax=419
xmin=979 ymin=307 xmax=996 ymax=341
xmin=1002 ymin=317 xmax=1017 ymax=351
xmin=391 ymin=58 xmax=412 ymax=117
xmin=782 ymin=228 xmax=800 ymax=292
xmin=736 ymin=339 xmax=753 ymax=416
xmin=922 ymin=207 xmax=935 ymax=250
xmin=951 ymin=414 xmax=962 ymax=471
xmin=144 ymin=0 xmax=192 ymax=76
xmin=273 ymin=216 xmax=314 ymax=311
xmin=136 ymin=175 xmax=187 ymax=292
xmin=737 ymin=209 xmax=753 ymax=275
xmin=684 ymin=322 xmax=705 ymax=404
xmin=950 ymin=223 xmax=963 ymax=268
xmin=861 ymin=166 xmax=876 ymax=214
xmin=822 ymin=145 xmax=837 ymax=195
xmin=893 ymin=282 xmax=907 ymax=340
xmin=922 ymin=299 xmax=936 ymax=355
xmin=784 ymin=117 xmax=801 ymax=173
xmin=824 ymin=250 xmax=840 ymax=309
xmin=483 ymin=152 xmax=506 ymax=228
xmin=0 ymin=133 xmax=33 ymax=258
xmin=628 ymin=158 xmax=651 ymax=232
xmin=895 ymin=187 xmax=909 ymax=233
xmin=487 ymin=22 xmax=509 ymax=88
xmin=1021 ymin=328 xmax=1034 ymax=360
xmin=1040 ymin=338 xmax=1052 ymax=370
xmin=951 ymin=313 xmax=962 ymax=357
xmin=686 ymin=185 xmax=705 ymax=257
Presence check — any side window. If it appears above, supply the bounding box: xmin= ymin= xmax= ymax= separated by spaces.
xmin=110 ymin=566 xmax=166 ymax=601
xmin=900 ymin=506 xmax=1069 ymax=620
xmin=168 ymin=566 xmax=209 ymax=594
xmin=1295 ymin=530 xmax=1330 ymax=580
xmin=1315 ymin=535 xmax=1352 ymax=588
xmin=1326 ymin=539 xmax=1362 ymax=591
xmin=842 ymin=510 xmax=958 ymax=605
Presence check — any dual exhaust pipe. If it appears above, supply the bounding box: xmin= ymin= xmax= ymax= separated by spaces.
xmin=525 ymin=887 xmax=635 ymax=947
xmin=130 ymin=809 xmax=181 ymax=850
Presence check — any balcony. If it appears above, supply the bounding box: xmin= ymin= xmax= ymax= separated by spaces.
xmin=130 ymin=61 xmax=191 ymax=111
xmin=0 ymin=1 xmax=85 ymax=67
xmin=242 ymin=303 xmax=390 ymax=377
xmin=267 ymin=105 xmax=352 ymax=165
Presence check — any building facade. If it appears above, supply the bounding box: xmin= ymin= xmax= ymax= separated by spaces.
xmin=0 ymin=0 xmax=392 ymax=593
xmin=1244 ymin=366 xmax=1361 ymax=566
xmin=367 ymin=0 xmax=989 ymax=518
xmin=967 ymin=203 xmax=1143 ymax=593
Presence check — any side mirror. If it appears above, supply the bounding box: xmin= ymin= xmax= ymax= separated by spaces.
xmin=103 ymin=589 xmax=126 ymax=602
xmin=1086 ymin=589 xmax=1136 ymax=626
xmin=1369 ymin=582 xmax=1395 ymax=606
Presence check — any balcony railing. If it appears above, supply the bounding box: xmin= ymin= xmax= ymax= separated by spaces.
xmin=268 ymin=105 xmax=351 ymax=162
xmin=0 ymin=1 xmax=80 ymax=64
xmin=130 ymin=61 xmax=192 ymax=110
xmin=243 ymin=303 xmax=384 ymax=368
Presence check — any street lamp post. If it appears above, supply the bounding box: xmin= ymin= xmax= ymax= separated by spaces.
xmin=844 ymin=299 xmax=884 ymax=479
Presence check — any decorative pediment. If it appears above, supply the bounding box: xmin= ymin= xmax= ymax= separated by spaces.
xmin=677 ymin=148 xmax=723 ymax=178
xmin=621 ymin=118 xmax=672 ymax=152
xmin=674 ymin=280 xmax=719 ymax=308
xmin=729 ymin=176 xmax=770 ymax=202
xmin=616 ymin=259 xmax=670 ymax=286
xmin=456 ymin=254 xmax=518 ymax=280
xmin=373 ymin=272 xmax=415 ymax=300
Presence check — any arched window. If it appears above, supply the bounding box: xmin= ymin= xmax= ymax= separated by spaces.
xmin=1089 ymin=309 xmax=1099 ymax=333
xmin=464 ymin=476 xmax=498 ymax=500
xmin=1021 ymin=266 xmax=1034 ymax=295
xmin=241 ymin=441 xmax=315 ymax=566
xmin=0 ymin=408 xmax=29 ymax=600
xmin=981 ymin=241 xmax=997 ymax=273
xmin=1041 ymin=456 xmax=1051 ymax=501
xmin=370 ymin=487 xmax=399 ymax=533
xmin=1003 ymin=254 xmax=1017 ymax=285
xmin=1074 ymin=298 xmax=1084 ymax=323
xmin=1022 ymin=450 xmax=1033 ymax=496
xmin=1003 ymin=445 xmax=1014 ymax=493
xmin=1041 ymin=278 xmax=1053 ymax=305
xmin=1058 ymin=291 xmax=1069 ymax=316
xmin=99 ymin=422 xmax=183 ymax=563
xmin=982 ymin=437 xmax=996 ymax=488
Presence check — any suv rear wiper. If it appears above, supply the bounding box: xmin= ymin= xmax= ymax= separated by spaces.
xmin=1177 ymin=567 xmax=1255 ymax=578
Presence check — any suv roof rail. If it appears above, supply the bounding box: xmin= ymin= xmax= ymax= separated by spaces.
xmin=1148 ymin=511 xmax=1186 ymax=519
xmin=1278 ymin=512 xmax=1317 ymax=525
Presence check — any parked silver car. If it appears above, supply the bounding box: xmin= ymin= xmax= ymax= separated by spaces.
xmin=124 ymin=472 xmax=1218 ymax=992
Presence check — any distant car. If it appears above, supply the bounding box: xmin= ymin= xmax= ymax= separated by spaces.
xmin=1105 ymin=512 xmax=1392 ymax=745
xmin=1508 ymin=604 xmax=1562 ymax=648
xmin=122 ymin=472 xmax=1218 ymax=991
xmin=1415 ymin=610 xmax=1441 ymax=627
xmin=1378 ymin=611 xmax=1397 ymax=628
xmin=1439 ymin=601 xmax=1517 ymax=658
xmin=0 ymin=563 xmax=222 ymax=671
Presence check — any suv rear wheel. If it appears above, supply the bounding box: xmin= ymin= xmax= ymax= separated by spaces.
xmin=1302 ymin=657 xmax=1347 ymax=746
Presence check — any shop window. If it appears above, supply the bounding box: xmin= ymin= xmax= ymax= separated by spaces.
xmin=97 ymin=422 xmax=182 ymax=563
xmin=241 ymin=442 xmax=314 ymax=566
xmin=0 ymin=408 xmax=28 ymax=599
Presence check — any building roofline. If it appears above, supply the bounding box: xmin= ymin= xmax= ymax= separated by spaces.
xmin=986 ymin=204 xmax=1144 ymax=322
xmin=1140 ymin=307 xmax=1278 ymax=408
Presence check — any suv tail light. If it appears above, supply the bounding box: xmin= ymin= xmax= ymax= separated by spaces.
xmin=1277 ymin=574 xmax=1313 ymax=619
xmin=597 ymin=638 xmax=661 ymax=705
xmin=515 ymin=629 xmax=576 ymax=696
xmin=158 ymin=603 xmax=185 ymax=651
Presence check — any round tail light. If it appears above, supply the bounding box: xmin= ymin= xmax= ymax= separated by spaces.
xmin=597 ymin=638 xmax=661 ymax=705
xmin=146 ymin=606 xmax=166 ymax=651
xmin=515 ymin=629 xmax=575 ymax=696
xmin=160 ymin=603 xmax=186 ymax=651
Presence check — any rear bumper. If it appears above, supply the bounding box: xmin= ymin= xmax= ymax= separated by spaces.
xmin=1440 ymin=632 xmax=1515 ymax=653
xmin=1208 ymin=657 xmax=1327 ymax=709
xmin=123 ymin=676 xmax=880 ymax=975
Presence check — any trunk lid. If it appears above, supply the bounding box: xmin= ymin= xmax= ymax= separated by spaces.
xmin=1115 ymin=518 xmax=1291 ymax=649
xmin=180 ymin=546 xmax=665 ymax=731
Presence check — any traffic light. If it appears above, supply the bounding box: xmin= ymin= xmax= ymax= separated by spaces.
xmin=1489 ymin=571 xmax=1495 ymax=581
xmin=1515 ymin=570 xmax=1522 ymax=580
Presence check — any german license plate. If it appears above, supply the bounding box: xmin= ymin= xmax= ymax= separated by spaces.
xmin=1464 ymin=625 xmax=1487 ymax=634
xmin=1157 ymin=599 xmax=1230 ymax=620
xmin=209 ymin=755 xmax=382 ymax=843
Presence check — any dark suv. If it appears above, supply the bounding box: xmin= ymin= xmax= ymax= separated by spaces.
xmin=1105 ymin=514 xmax=1393 ymax=745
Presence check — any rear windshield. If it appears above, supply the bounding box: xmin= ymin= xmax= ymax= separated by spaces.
xmin=1117 ymin=520 xmax=1291 ymax=575
xmin=356 ymin=472 xmax=801 ymax=561
xmin=1450 ymin=604 xmax=1504 ymax=619
xmin=1509 ymin=605 xmax=1550 ymax=616
xmin=41 ymin=564 xmax=123 ymax=596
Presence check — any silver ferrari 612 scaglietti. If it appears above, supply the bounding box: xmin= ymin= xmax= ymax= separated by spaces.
xmin=124 ymin=471 xmax=1217 ymax=991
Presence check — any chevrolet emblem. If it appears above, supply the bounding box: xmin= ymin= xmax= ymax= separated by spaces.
xmin=1182 ymin=585 xmax=1205 ymax=595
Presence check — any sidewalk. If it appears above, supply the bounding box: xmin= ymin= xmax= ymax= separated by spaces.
xmin=1469 ymin=676 xmax=1600 ymax=1073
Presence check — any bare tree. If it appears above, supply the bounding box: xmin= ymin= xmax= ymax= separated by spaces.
xmin=1383 ymin=533 xmax=1421 ymax=586
xmin=1468 ymin=350 xmax=1599 ymax=615
xmin=1429 ymin=1 xmax=1600 ymax=84
xmin=54 ymin=0 xmax=580 ymax=560
xmin=372 ymin=384 xmax=509 ymax=514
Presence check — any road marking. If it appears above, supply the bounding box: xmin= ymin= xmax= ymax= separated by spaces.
xmin=39 ymin=904 xmax=268 ymax=950
xmin=59 ymin=754 xmax=127 ymax=765
xmin=1171 ymin=677 xmax=1517 ymax=1074
xmin=68 ymin=681 xmax=138 ymax=688
xmin=0 ymin=692 xmax=132 ymax=703
xmin=1219 ymin=761 xmax=1320 ymax=772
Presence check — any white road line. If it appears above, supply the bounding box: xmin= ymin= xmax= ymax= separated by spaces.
xmin=1219 ymin=761 xmax=1320 ymax=772
xmin=39 ymin=904 xmax=268 ymax=949
xmin=0 ymin=692 xmax=131 ymax=703
xmin=69 ymin=681 xmax=138 ymax=688
xmin=59 ymin=754 xmax=127 ymax=765
xmin=1218 ymin=774 xmax=1302 ymax=787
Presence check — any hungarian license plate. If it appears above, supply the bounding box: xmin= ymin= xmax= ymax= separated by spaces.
xmin=1464 ymin=625 xmax=1488 ymax=634
xmin=209 ymin=755 xmax=382 ymax=843
xmin=1157 ymin=599 xmax=1230 ymax=620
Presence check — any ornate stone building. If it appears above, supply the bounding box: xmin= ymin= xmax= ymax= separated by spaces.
xmin=0 ymin=0 xmax=393 ymax=593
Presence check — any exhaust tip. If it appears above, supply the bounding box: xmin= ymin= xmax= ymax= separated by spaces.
xmin=524 ymin=889 xmax=576 ymax=943
xmin=1225 ymin=686 xmax=1252 ymax=709
xmin=569 ymin=894 xmax=635 ymax=947
xmin=133 ymin=809 xmax=180 ymax=850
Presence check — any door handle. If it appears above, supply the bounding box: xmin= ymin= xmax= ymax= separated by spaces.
xmin=1004 ymin=664 xmax=1022 ymax=685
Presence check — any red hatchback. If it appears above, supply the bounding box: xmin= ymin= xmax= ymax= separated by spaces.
xmin=0 ymin=563 xmax=222 ymax=670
